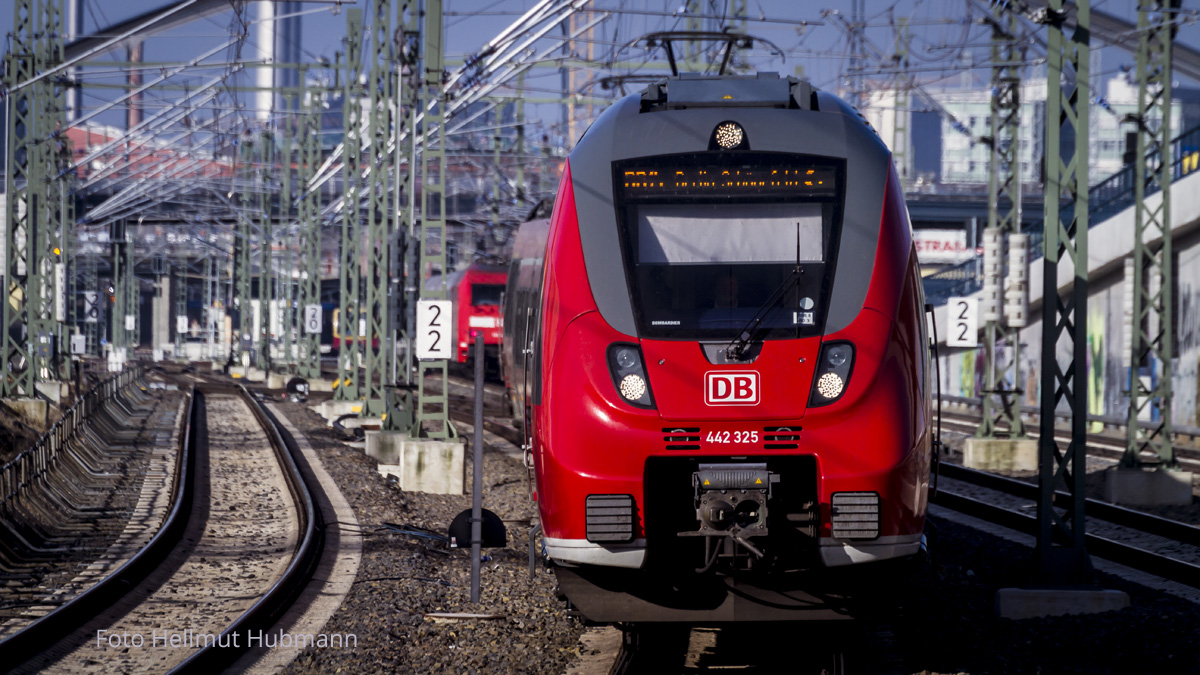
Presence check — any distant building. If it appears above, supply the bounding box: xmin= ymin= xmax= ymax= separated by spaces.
xmin=864 ymin=78 xmax=1189 ymax=192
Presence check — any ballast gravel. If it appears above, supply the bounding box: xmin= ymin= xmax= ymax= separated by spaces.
xmin=274 ymin=397 xmax=585 ymax=675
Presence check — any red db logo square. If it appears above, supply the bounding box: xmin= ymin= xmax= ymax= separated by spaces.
xmin=705 ymin=371 xmax=759 ymax=406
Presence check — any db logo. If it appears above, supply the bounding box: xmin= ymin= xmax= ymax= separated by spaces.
xmin=705 ymin=371 xmax=760 ymax=406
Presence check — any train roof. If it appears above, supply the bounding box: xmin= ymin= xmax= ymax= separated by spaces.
xmin=564 ymin=72 xmax=894 ymax=337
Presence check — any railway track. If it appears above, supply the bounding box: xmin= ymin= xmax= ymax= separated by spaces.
xmin=0 ymin=374 xmax=181 ymax=632
xmin=933 ymin=466 xmax=1200 ymax=591
xmin=0 ymin=383 xmax=325 ymax=674
xmin=933 ymin=404 xmax=1200 ymax=590
xmin=936 ymin=408 xmax=1200 ymax=469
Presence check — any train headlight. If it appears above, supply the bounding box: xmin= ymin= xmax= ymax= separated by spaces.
xmin=715 ymin=122 xmax=743 ymax=148
xmin=607 ymin=343 xmax=655 ymax=408
xmin=809 ymin=341 xmax=854 ymax=407
xmin=619 ymin=374 xmax=647 ymax=401
xmin=710 ymin=121 xmax=748 ymax=150
xmin=816 ymin=372 xmax=844 ymax=399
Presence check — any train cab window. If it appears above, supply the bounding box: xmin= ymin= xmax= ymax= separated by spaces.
xmin=471 ymin=284 xmax=505 ymax=307
xmin=614 ymin=153 xmax=845 ymax=341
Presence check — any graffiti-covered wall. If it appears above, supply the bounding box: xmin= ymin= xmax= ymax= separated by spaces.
xmin=1173 ymin=227 xmax=1200 ymax=427
xmin=938 ymin=231 xmax=1200 ymax=428
xmin=931 ymin=166 xmax=1200 ymax=429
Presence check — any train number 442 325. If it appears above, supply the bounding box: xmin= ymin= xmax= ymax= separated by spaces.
xmin=705 ymin=430 xmax=759 ymax=444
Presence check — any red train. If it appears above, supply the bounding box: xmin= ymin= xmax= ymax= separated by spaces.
xmin=427 ymin=263 xmax=507 ymax=373
xmin=503 ymin=74 xmax=933 ymax=622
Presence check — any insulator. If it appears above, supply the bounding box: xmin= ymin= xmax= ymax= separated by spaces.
xmin=981 ymin=228 xmax=1003 ymax=322
xmin=1004 ymin=234 xmax=1030 ymax=328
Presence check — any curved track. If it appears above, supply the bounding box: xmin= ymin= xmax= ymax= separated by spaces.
xmin=0 ymin=383 xmax=324 ymax=674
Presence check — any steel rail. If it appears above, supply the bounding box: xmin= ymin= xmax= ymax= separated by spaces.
xmin=0 ymin=381 xmax=325 ymax=672
xmin=935 ymin=408 xmax=1200 ymax=466
xmin=933 ymin=489 xmax=1200 ymax=590
xmin=170 ymin=385 xmax=324 ymax=673
xmin=0 ymin=381 xmax=196 ymax=667
xmin=938 ymin=462 xmax=1200 ymax=549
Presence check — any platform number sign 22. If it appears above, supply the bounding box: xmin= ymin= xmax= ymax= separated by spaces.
xmin=417 ymin=300 xmax=453 ymax=360
xmin=946 ymin=297 xmax=978 ymax=348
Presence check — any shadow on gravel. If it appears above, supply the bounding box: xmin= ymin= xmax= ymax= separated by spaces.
xmin=898 ymin=515 xmax=1200 ymax=675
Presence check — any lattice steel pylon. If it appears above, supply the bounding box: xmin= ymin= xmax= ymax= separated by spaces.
xmin=978 ymin=4 xmax=1027 ymax=440
xmin=515 ymin=71 xmax=527 ymax=205
xmin=364 ymin=0 xmax=397 ymax=420
xmin=124 ymin=231 xmax=137 ymax=352
xmin=413 ymin=0 xmax=455 ymax=439
xmin=335 ymin=7 xmax=365 ymax=402
xmin=295 ymin=68 xmax=323 ymax=380
xmin=1036 ymin=0 xmax=1092 ymax=583
xmin=174 ymin=259 xmax=187 ymax=359
xmin=111 ymin=219 xmax=134 ymax=361
xmin=47 ymin=0 xmax=70 ymax=382
xmin=491 ymin=100 xmax=506 ymax=234
xmin=278 ymin=115 xmax=296 ymax=373
xmin=892 ymin=16 xmax=911 ymax=186
xmin=4 ymin=0 xmax=47 ymax=396
xmin=64 ymin=168 xmax=82 ymax=366
xmin=81 ymin=244 xmax=98 ymax=356
xmin=389 ymin=0 xmax=421 ymax=433
xmin=1123 ymin=1 xmax=1180 ymax=470
xmin=256 ymin=133 xmax=273 ymax=373
xmin=232 ymin=142 xmax=254 ymax=367
xmin=204 ymin=254 xmax=218 ymax=360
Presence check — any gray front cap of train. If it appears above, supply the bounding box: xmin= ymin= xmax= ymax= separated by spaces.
xmin=567 ymin=74 xmax=894 ymax=337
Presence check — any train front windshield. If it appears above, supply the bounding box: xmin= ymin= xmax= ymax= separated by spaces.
xmin=615 ymin=154 xmax=845 ymax=341
xmin=472 ymin=284 xmax=505 ymax=307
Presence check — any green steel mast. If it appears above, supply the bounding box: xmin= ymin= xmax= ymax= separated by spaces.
xmin=336 ymin=8 xmax=365 ymax=402
xmin=978 ymin=4 xmax=1028 ymax=439
xmin=296 ymin=67 xmax=324 ymax=380
xmin=1123 ymin=1 xmax=1179 ymax=470
xmin=413 ymin=0 xmax=455 ymax=438
xmin=364 ymin=0 xmax=398 ymax=419
xmin=1036 ymin=0 xmax=1092 ymax=583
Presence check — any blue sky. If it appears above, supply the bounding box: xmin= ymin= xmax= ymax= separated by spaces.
xmin=2 ymin=1 xmax=1197 ymax=136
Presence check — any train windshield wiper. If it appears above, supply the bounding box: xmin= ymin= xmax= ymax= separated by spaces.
xmin=725 ymin=266 xmax=802 ymax=361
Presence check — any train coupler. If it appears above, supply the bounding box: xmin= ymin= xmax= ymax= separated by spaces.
xmin=679 ymin=463 xmax=778 ymax=563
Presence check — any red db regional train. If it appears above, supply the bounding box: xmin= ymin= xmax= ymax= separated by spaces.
xmin=426 ymin=263 xmax=507 ymax=373
xmin=503 ymin=74 xmax=932 ymax=622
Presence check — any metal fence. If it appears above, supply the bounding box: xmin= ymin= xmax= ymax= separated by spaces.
xmin=0 ymin=363 xmax=146 ymax=512
xmin=924 ymin=123 xmax=1200 ymax=306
